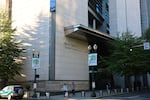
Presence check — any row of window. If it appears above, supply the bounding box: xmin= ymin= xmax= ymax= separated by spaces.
xmin=50 ymin=0 xmax=109 ymax=15
xmin=50 ymin=0 xmax=109 ymax=34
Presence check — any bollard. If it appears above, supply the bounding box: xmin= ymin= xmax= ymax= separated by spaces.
xmin=46 ymin=92 xmax=50 ymax=98
xmin=126 ymin=88 xmax=129 ymax=93
xmin=99 ymin=90 xmax=103 ymax=96
xmin=81 ymin=91 xmax=85 ymax=97
xmin=26 ymin=91 xmax=30 ymax=98
xmin=36 ymin=92 xmax=40 ymax=98
xmin=132 ymin=88 xmax=134 ymax=92
xmin=136 ymin=87 xmax=139 ymax=92
xmin=8 ymin=95 xmax=11 ymax=100
xmin=107 ymin=89 xmax=110 ymax=95
xmin=114 ymin=89 xmax=117 ymax=94
xmin=121 ymin=88 xmax=123 ymax=93
xmin=65 ymin=91 xmax=69 ymax=97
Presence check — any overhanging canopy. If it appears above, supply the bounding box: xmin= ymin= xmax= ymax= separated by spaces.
xmin=64 ymin=24 xmax=113 ymax=41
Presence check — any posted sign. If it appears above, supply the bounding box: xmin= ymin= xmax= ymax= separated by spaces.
xmin=32 ymin=58 xmax=40 ymax=69
xmin=32 ymin=53 xmax=40 ymax=69
xmin=88 ymin=53 xmax=97 ymax=66
xmin=144 ymin=42 xmax=150 ymax=50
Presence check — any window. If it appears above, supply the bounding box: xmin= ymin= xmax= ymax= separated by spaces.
xmin=50 ymin=0 xmax=56 ymax=12
xmin=106 ymin=30 xmax=110 ymax=34
xmin=88 ymin=0 xmax=103 ymax=16
xmin=106 ymin=3 xmax=109 ymax=11
xmin=96 ymin=4 xmax=102 ymax=14
xmin=106 ymin=24 xmax=109 ymax=28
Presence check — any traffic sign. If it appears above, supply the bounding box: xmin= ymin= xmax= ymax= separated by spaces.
xmin=89 ymin=70 xmax=97 ymax=73
xmin=144 ymin=42 xmax=150 ymax=50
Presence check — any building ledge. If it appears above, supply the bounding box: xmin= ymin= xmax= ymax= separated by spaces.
xmin=64 ymin=24 xmax=113 ymax=41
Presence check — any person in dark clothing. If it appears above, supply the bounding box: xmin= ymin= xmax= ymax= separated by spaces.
xmin=71 ymin=82 xmax=76 ymax=96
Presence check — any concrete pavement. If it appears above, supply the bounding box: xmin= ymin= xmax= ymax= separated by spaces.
xmin=27 ymin=89 xmax=129 ymax=100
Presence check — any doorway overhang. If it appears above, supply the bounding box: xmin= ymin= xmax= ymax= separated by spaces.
xmin=64 ymin=24 xmax=113 ymax=41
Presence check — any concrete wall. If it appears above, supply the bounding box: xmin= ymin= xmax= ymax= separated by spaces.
xmin=0 ymin=0 xmax=6 ymax=10
xmin=109 ymin=0 xmax=142 ymax=37
xmin=5 ymin=0 xmax=90 ymax=91
xmin=55 ymin=0 xmax=89 ymax=80
xmin=37 ymin=80 xmax=89 ymax=92
xmin=140 ymin=0 xmax=149 ymax=33
xmin=11 ymin=0 xmax=50 ymax=81
xmin=109 ymin=0 xmax=118 ymax=37
xmin=11 ymin=0 xmax=89 ymax=81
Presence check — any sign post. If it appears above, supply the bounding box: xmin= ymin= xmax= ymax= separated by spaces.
xmin=88 ymin=44 xmax=98 ymax=97
xmin=32 ymin=49 xmax=40 ymax=98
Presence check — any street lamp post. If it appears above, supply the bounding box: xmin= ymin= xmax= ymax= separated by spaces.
xmin=33 ymin=69 xmax=37 ymax=98
xmin=32 ymin=49 xmax=40 ymax=98
xmin=88 ymin=44 xmax=98 ymax=97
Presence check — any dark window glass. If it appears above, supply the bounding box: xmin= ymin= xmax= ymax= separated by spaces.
xmin=50 ymin=0 xmax=56 ymax=12
xmin=106 ymin=24 xmax=109 ymax=28
xmin=88 ymin=0 xmax=103 ymax=17
xmin=106 ymin=3 xmax=109 ymax=11
xmin=106 ymin=30 xmax=110 ymax=34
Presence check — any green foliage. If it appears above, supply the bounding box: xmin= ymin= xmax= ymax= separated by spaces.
xmin=105 ymin=32 xmax=150 ymax=77
xmin=0 ymin=11 xmax=25 ymax=84
xmin=143 ymin=27 xmax=150 ymax=41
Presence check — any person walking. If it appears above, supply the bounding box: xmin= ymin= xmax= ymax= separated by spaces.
xmin=71 ymin=82 xmax=76 ymax=96
xmin=62 ymin=83 xmax=68 ymax=97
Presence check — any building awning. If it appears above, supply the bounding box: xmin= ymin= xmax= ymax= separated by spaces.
xmin=64 ymin=24 xmax=113 ymax=41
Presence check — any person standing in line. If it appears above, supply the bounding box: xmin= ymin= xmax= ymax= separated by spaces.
xmin=71 ymin=82 xmax=76 ymax=96
xmin=62 ymin=83 xmax=68 ymax=97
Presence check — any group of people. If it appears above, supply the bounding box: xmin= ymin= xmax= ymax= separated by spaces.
xmin=62 ymin=82 xmax=76 ymax=97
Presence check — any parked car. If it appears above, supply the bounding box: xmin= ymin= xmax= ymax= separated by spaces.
xmin=0 ymin=85 xmax=24 ymax=99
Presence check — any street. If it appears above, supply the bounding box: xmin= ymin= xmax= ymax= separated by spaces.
xmin=0 ymin=91 xmax=149 ymax=100
xmin=100 ymin=92 xmax=150 ymax=100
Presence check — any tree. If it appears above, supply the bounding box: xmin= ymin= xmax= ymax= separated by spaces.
xmin=105 ymin=32 xmax=150 ymax=88
xmin=142 ymin=27 xmax=150 ymax=72
xmin=0 ymin=11 xmax=25 ymax=85
xmin=143 ymin=27 xmax=150 ymax=41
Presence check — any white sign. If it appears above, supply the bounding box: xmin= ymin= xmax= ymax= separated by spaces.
xmin=88 ymin=53 xmax=97 ymax=66
xmin=33 ymin=83 xmax=37 ymax=89
xmin=32 ymin=58 xmax=40 ymax=69
xmin=92 ymin=82 xmax=95 ymax=88
xmin=144 ymin=42 xmax=150 ymax=50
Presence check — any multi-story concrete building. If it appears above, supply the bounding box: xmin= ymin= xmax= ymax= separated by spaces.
xmin=109 ymin=0 xmax=142 ymax=88
xmin=109 ymin=0 xmax=142 ymax=37
xmin=0 ymin=0 xmax=112 ymax=91
xmin=109 ymin=0 xmax=150 ymax=88
xmin=140 ymin=0 xmax=150 ymax=33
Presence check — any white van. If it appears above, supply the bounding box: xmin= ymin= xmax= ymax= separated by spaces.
xmin=0 ymin=85 xmax=24 ymax=99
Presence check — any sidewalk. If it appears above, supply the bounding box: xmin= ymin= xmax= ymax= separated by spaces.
xmin=27 ymin=89 xmax=127 ymax=100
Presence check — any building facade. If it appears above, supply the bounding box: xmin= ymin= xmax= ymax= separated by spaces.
xmin=109 ymin=0 xmax=142 ymax=88
xmin=109 ymin=0 xmax=150 ymax=88
xmin=109 ymin=0 xmax=142 ymax=37
xmin=140 ymin=0 xmax=150 ymax=33
xmin=0 ymin=0 xmax=112 ymax=91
